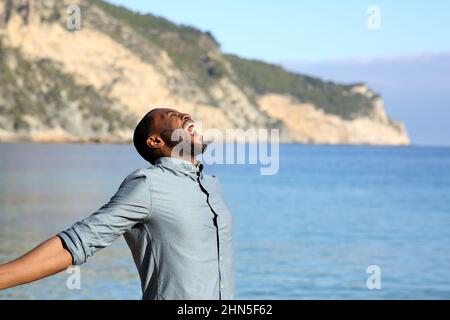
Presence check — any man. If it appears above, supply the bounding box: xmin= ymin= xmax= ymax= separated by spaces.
xmin=0 ymin=108 xmax=234 ymax=300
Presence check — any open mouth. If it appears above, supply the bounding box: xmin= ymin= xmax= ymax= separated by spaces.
xmin=182 ymin=119 xmax=196 ymax=136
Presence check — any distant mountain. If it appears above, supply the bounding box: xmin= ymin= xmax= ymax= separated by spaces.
xmin=0 ymin=0 xmax=409 ymax=144
xmin=284 ymin=53 xmax=450 ymax=145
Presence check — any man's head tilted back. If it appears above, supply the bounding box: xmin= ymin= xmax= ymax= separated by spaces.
xmin=133 ymin=108 xmax=206 ymax=164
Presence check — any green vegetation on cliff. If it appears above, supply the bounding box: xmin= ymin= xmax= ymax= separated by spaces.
xmin=225 ymin=55 xmax=377 ymax=119
xmin=0 ymin=38 xmax=135 ymax=135
xmin=85 ymin=0 xmax=376 ymax=119
xmin=0 ymin=0 xmax=405 ymax=144
xmin=86 ymin=0 xmax=227 ymax=88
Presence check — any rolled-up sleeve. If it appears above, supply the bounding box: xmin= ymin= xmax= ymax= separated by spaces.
xmin=58 ymin=170 xmax=152 ymax=265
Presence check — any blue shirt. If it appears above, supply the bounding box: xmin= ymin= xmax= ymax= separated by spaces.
xmin=58 ymin=157 xmax=234 ymax=300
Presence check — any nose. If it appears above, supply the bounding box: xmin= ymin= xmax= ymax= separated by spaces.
xmin=182 ymin=113 xmax=191 ymax=121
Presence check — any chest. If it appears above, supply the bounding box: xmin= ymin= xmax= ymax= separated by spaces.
xmin=147 ymin=174 xmax=233 ymax=240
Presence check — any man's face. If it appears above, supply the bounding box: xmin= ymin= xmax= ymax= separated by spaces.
xmin=148 ymin=108 xmax=206 ymax=158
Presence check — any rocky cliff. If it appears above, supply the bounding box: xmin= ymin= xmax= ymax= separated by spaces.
xmin=0 ymin=0 xmax=409 ymax=144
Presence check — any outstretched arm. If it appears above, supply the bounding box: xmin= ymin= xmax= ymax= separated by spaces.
xmin=0 ymin=236 xmax=73 ymax=290
xmin=0 ymin=170 xmax=151 ymax=291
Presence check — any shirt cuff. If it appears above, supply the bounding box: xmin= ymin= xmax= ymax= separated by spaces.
xmin=57 ymin=230 xmax=86 ymax=266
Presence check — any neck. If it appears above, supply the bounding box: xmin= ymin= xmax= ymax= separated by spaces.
xmin=164 ymin=154 xmax=197 ymax=165
xmin=160 ymin=146 xmax=198 ymax=165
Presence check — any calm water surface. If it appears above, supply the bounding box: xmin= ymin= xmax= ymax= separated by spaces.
xmin=0 ymin=143 xmax=449 ymax=299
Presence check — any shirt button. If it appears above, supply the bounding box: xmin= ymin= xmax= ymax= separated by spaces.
xmin=220 ymin=284 xmax=224 ymax=289
xmin=219 ymin=255 xmax=223 ymax=261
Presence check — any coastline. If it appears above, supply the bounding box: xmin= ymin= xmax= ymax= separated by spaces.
xmin=0 ymin=137 xmax=413 ymax=147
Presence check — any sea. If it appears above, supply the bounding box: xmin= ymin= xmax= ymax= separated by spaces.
xmin=0 ymin=143 xmax=449 ymax=299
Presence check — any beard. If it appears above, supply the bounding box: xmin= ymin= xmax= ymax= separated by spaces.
xmin=161 ymin=128 xmax=207 ymax=159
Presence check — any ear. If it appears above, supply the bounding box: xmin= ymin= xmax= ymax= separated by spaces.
xmin=146 ymin=135 xmax=165 ymax=149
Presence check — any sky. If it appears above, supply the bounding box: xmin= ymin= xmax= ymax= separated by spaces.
xmin=285 ymin=53 xmax=450 ymax=146
xmin=108 ymin=0 xmax=450 ymax=145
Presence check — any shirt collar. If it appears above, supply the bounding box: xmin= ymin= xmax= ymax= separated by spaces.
xmin=154 ymin=157 xmax=203 ymax=178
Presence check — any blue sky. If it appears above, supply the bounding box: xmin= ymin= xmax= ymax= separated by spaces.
xmin=108 ymin=0 xmax=450 ymax=62
xmin=286 ymin=53 xmax=450 ymax=146
xmin=108 ymin=0 xmax=450 ymax=145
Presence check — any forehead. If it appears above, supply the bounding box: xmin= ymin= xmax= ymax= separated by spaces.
xmin=151 ymin=108 xmax=180 ymax=117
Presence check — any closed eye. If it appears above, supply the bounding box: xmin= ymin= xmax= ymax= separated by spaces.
xmin=168 ymin=112 xmax=182 ymax=119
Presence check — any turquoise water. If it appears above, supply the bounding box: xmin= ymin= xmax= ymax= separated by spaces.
xmin=0 ymin=143 xmax=450 ymax=299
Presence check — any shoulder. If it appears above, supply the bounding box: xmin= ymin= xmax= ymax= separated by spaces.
xmin=119 ymin=168 xmax=156 ymax=189
xmin=115 ymin=169 xmax=153 ymax=203
xmin=121 ymin=166 xmax=167 ymax=189
xmin=125 ymin=165 xmax=160 ymax=180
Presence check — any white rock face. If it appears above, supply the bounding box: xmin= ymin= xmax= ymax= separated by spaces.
xmin=258 ymin=94 xmax=409 ymax=145
xmin=0 ymin=0 xmax=410 ymax=145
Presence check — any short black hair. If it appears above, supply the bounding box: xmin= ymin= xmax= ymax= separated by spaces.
xmin=133 ymin=109 xmax=156 ymax=164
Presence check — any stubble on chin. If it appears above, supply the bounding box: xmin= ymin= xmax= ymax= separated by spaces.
xmin=161 ymin=128 xmax=207 ymax=158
